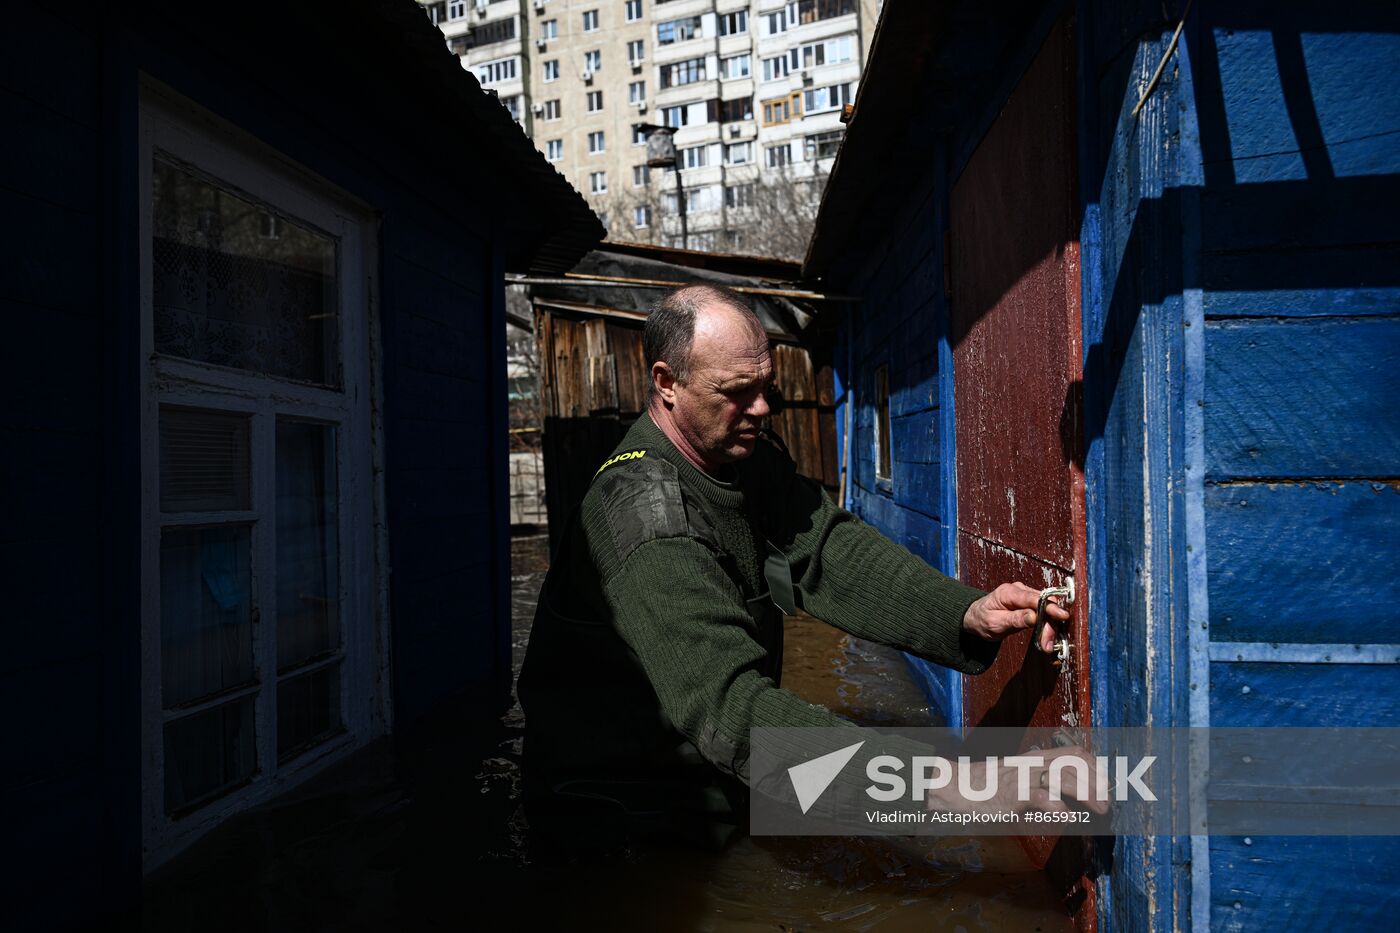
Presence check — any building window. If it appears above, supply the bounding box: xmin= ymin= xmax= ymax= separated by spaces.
xmin=764 ymin=142 xmax=792 ymax=167
xmin=717 ymin=10 xmax=747 ymax=36
xmin=586 ymin=90 xmax=604 ymax=112
xmin=763 ymin=10 xmax=786 ymax=35
xmin=724 ymin=182 xmax=754 ymax=208
xmin=762 ymin=55 xmax=791 ymax=82
xmin=657 ymin=15 xmax=702 ymax=45
xmin=448 ymin=0 xmax=466 ymax=20
xmin=584 ymin=49 xmax=602 ymax=72
xmin=761 ymin=92 xmax=801 ymax=126
xmin=805 ymin=130 xmax=842 ymax=160
xmin=582 ymin=9 xmax=599 ymax=31
xmin=469 ymin=16 xmax=517 ymax=47
xmin=598 ymin=211 xmax=609 ymax=230
xmin=787 ymin=0 xmax=857 ymax=26
xmin=501 ymin=94 xmax=522 ymax=122
xmin=628 ymin=80 xmax=646 ymax=103
xmin=874 ymin=364 xmax=892 ymax=480
xmin=540 ymin=18 xmax=558 ymax=39
xmin=719 ymin=96 xmax=753 ymax=123
xmin=633 ymin=164 xmax=649 ymax=186
xmin=590 ymin=171 xmax=608 ymax=194
xmin=681 ymin=144 xmax=708 ymax=169
xmin=546 ymin=138 xmax=562 ymax=160
xmin=634 ymin=205 xmax=651 ymax=227
xmin=720 ymin=53 xmax=751 ymax=79
xmin=542 ymin=98 xmax=561 ymax=120
xmin=803 ymin=83 xmax=853 ymax=114
xmin=625 ymin=0 xmax=642 ymax=22
xmin=661 ymin=57 xmax=705 ymax=89
xmin=543 ymin=59 xmax=559 ymax=82
xmin=141 ymin=92 xmax=383 ymax=861
xmin=724 ymin=141 xmax=752 ymax=165
xmin=425 ymin=2 xmax=446 ymax=25
xmin=474 ymin=57 xmax=517 ymax=84
xmin=627 ymin=39 xmax=645 ymax=65
xmin=660 ymin=104 xmax=689 ymax=128
xmin=588 ymin=130 xmax=605 ymax=153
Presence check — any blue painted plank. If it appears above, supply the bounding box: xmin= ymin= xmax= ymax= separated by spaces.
xmin=0 ymin=188 xmax=97 ymax=316
xmin=892 ymin=460 xmax=940 ymax=520
xmin=0 ymin=0 xmax=99 ymax=128
xmin=385 ymin=254 xmax=486 ymax=330
xmin=1204 ymin=318 xmax=1400 ymax=479
xmin=1210 ymin=836 xmax=1400 ymax=932
xmin=1210 ymin=662 xmax=1400 ymax=727
xmin=1298 ymin=31 xmax=1400 ymax=179
xmin=1 ymin=300 xmax=100 ymax=434
xmin=0 ymin=428 xmax=100 ymax=540
xmin=1201 ymin=247 xmax=1400 ymax=318
xmin=1206 ymin=482 xmax=1400 ymax=644
xmin=0 ymin=85 xmax=97 ymax=212
xmin=854 ymin=492 xmax=943 ymax=569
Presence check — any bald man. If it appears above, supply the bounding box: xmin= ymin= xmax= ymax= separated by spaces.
xmin=517 ymin=283 xmax=1070 ymax=851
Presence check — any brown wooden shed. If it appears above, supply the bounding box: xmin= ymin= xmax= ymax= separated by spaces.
xmin=518 ymin=243 xmax=840 ymax=549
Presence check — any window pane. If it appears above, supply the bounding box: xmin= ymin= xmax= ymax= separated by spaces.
xmin=277 ymin=664 xmax=342 ymax=760
xmin=152 ymin=157 xmax=340 ymax=385
xmin=163 ymin=694 xmax=255 ymax=813
xmin=160 ymin=407 xmax=251 ymax=512
xmin=276 ymin=420 xmax=339 ymax=672
xmin=160 ymin=526 xmax=254 ymax=708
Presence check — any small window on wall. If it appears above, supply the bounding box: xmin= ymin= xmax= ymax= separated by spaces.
xmin=874 ymin=364 xmax=892 ymax=481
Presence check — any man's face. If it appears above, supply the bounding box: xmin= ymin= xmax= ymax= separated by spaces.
xmin=665 ymin=307 xmax=773 ymax=467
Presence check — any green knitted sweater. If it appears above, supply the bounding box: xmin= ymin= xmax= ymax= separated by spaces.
xmin=518 ymin=412 xmax=996 ymax=793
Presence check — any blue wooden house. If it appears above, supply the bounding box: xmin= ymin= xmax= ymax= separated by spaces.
xmin=805 ymin=1 xmax=1400 ymax=929
xmin=2 ymin=0 xmax=601 ymax=925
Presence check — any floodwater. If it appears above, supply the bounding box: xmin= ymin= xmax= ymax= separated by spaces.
xmin=140 ymin=535 xmax=1070 ymax=932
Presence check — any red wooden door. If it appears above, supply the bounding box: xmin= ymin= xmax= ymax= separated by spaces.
xmin=949 ymin=16 xmax=1094 ymax=926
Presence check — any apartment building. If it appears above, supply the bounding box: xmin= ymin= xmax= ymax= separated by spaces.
xmin=421 ymin=0 xmax=877 ymax=252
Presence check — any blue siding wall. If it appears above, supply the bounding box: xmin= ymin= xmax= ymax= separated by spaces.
xmin=3 ymin=0 xmax=527 ymax=925
xmin=1188 ymin=5 xmax=1400 ymax=930
xmin=835 ymin=152 xmax=965 ymax=721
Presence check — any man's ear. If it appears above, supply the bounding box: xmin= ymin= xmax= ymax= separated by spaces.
xmin=652 ymin=362 xmax=678 ymax=406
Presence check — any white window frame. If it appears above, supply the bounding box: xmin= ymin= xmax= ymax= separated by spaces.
xmin=137 ymin=82 xmax=388 ymax=871
xmin=540 ymin=18 xmax=558 ymax=39
xmin=588 ymin=130 xmax=606 ymax=153
xmin=448 ymin=0 xmax=466 ymax=20
xmin=628 ymin=80 xmax=646 ymax=103
xmin=590 ymin=170 xmax=608 ymax=194
xmin=625 ymin=0 xmax=642 ymax=23
xmin=634 ymin=205 xmax=651 ymax=227
xmin=582 ymin=9 xmax=599 ymax=32
xmin=543 ymin=59 xmax=560 ymax=82
xmin=546 ymin=138 xmax=563 ymax=160
xmin=627 ymin=39 xmax=645 ymax=66
xmin=586 ymin=89 xmax=604 ymax=112
xmin=584 ymin=49 xmax=602 ymax=71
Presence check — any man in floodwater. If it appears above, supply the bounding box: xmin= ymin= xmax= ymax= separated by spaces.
xmin=517 ymin=283 xmax=1074 ymax=851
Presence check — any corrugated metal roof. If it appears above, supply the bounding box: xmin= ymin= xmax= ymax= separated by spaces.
xmin=525 ymin=246 xmax=822 ymax=338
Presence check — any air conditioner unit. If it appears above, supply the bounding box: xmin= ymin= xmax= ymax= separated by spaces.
xmin=634 ymin=99 xmax=647 ymax=112
xmin=474 ymin=0 xmax=489 ymax=14
xmin=535 ymin=38 xmax=547 ymax=50
xmin=532 ymin=103 xmax=545 ymax=115
xmin=532 ymin=0 xmax=545 ymax=11
xmin=581 ymin=69 xmax=594 ymax=82
xmin=728 ymin=125 xmax=741 ymax=138
xmin=801 ymin=69 xmax=814 ymax=86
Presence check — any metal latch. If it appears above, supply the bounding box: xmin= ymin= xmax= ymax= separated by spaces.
xmin=1032 ymin=578 xmax=1075 ymax=667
